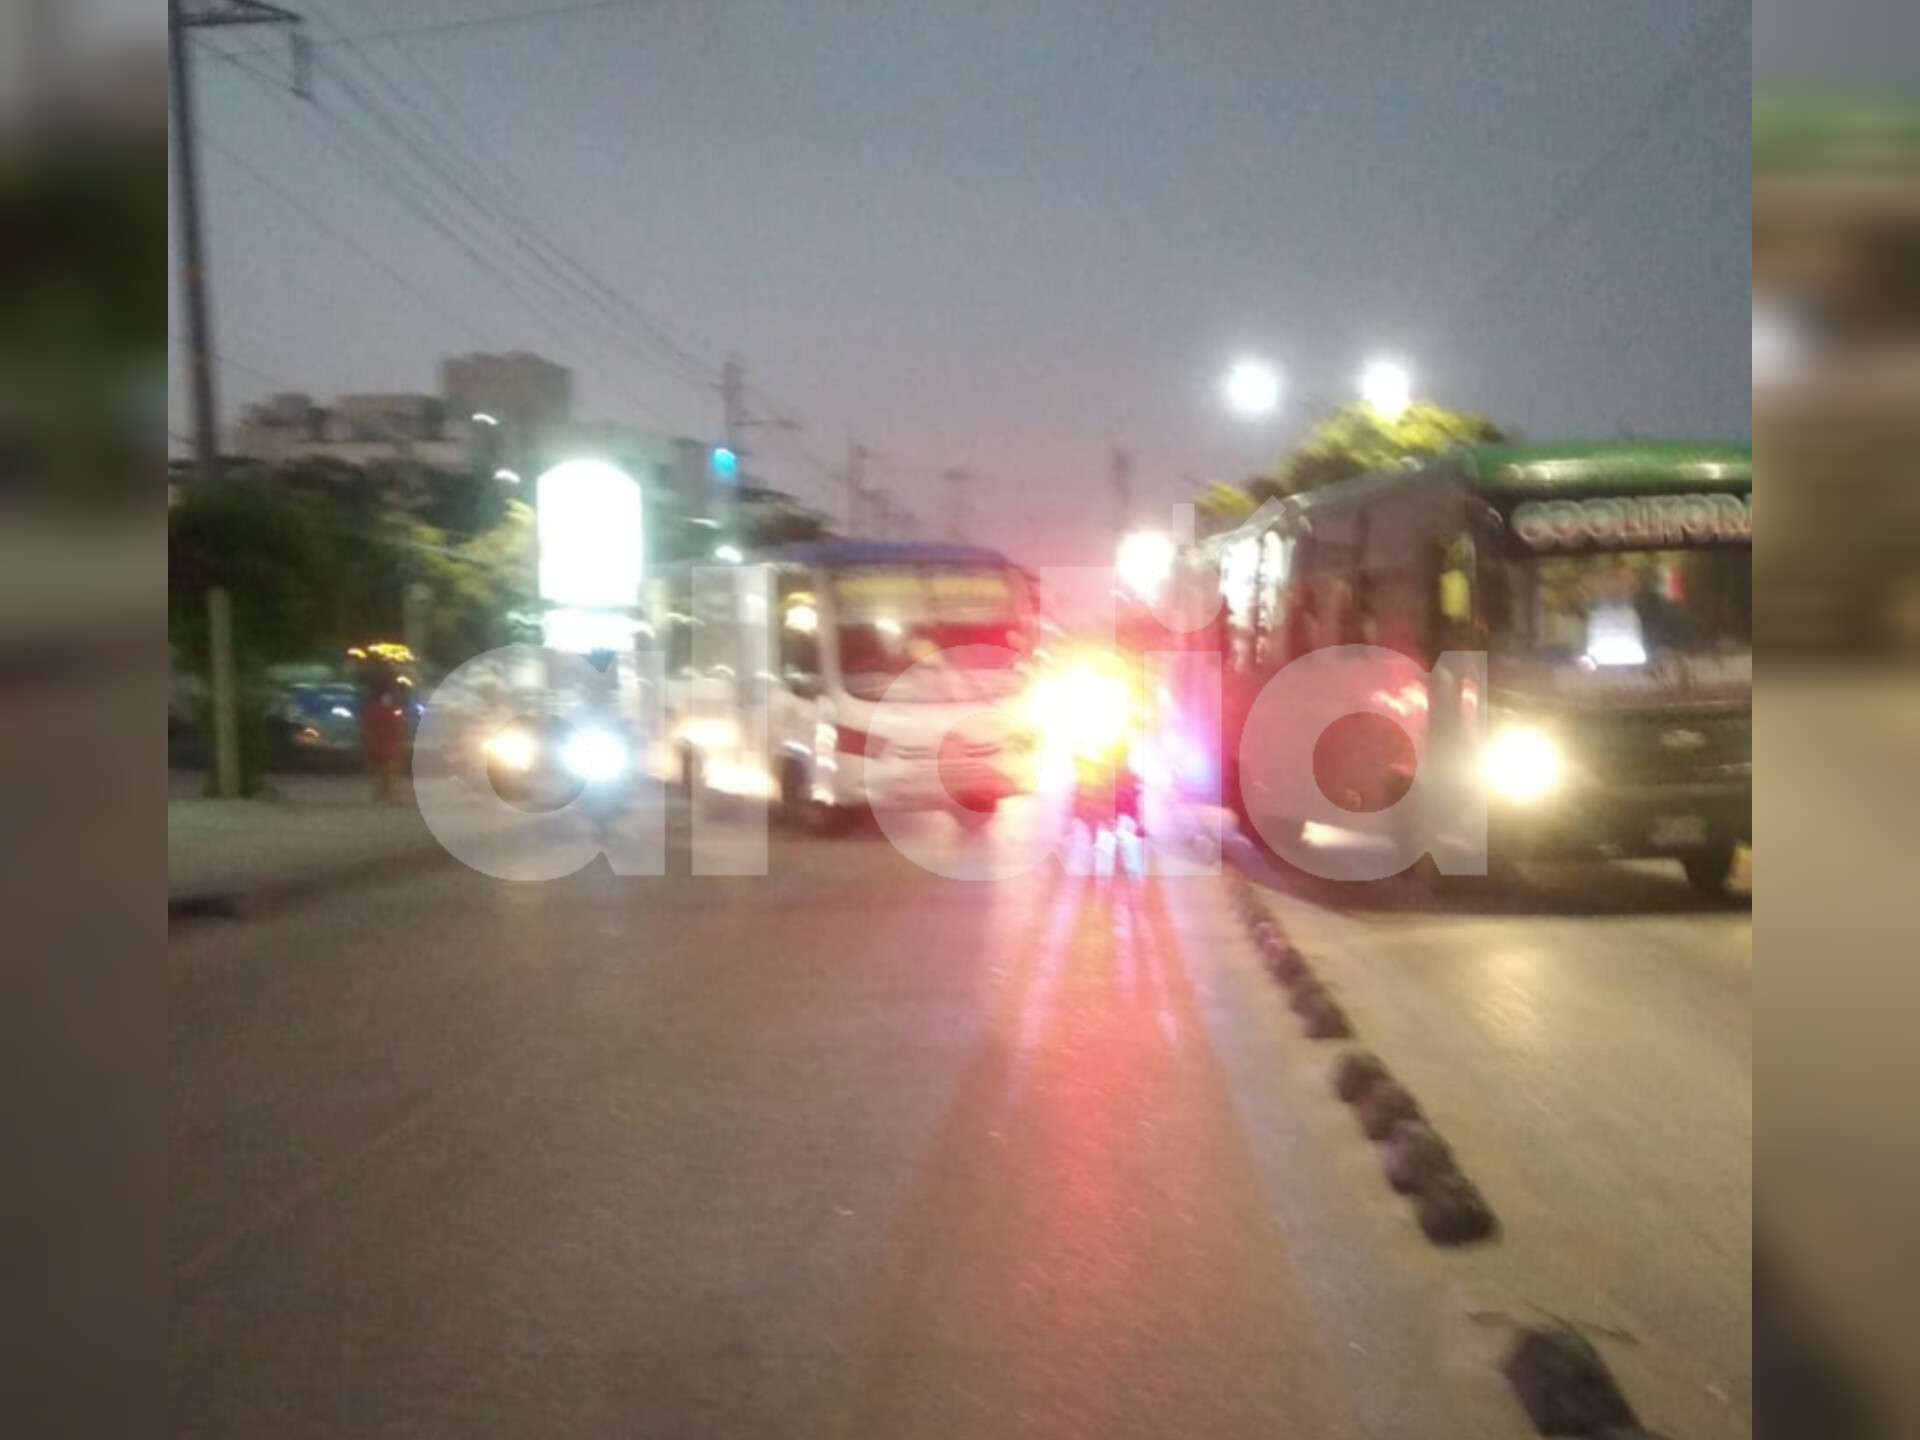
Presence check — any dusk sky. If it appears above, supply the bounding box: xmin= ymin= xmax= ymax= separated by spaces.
xmin=169 ymin=0 xmax=1752 ymax=565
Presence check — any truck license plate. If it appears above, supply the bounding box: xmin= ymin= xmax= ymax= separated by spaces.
xmin=1650 ymin=815 xmax=1708 ymax=848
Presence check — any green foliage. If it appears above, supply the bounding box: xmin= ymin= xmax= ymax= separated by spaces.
xmin=1192 ymin=402 xmax=1510 ymax=529
xmin=1195 ymin=480 xmax=1257 ymax=537
xmin=168 ymin=479 xmax=335 ymax=795
xmin=409 ymin=501 xmax=540 ymax=667
xmin=1259 ymin=401 xmax=1512 ymax=503
xmin=170 ymin=466 xmax=538 ymax=676
xmin=167 ymin=478 xmax=330 ymax=673
xmin=1264 ymin=401 xmax=1510 ymax=500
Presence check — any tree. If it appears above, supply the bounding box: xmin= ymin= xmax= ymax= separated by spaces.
xmin=1259 ymin=401 xmax=1510 ymax=502
xmin=407 ymin=500 xmax=539 ymax=668
xmin=1195 ymin=480 xmax=1257 ymax=537
xmin=168 ymin=478 xmax=333 ymax=793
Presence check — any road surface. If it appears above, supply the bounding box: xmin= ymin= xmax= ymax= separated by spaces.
xmin=170 ymin=794 xmax=1750 ymax=1439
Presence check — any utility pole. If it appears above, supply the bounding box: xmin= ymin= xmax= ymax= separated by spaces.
xmin=844 ymin=439 xmax=871 ymax=537
xmin=713 ymin=354 xmax=802 ymax=545
xmin=720 ymin=354 xmax=747 ymax=458
xmin=945 ymin=467 xmax=973 ymax=544
xmin=1110 ymin=446 xmax=1135 ymax=540
xmin=170 ymin=0 xmax=304 ymax=798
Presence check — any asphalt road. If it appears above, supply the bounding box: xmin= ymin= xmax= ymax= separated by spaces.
xmin=170 ymin=794 xmax=1751 ymax=1439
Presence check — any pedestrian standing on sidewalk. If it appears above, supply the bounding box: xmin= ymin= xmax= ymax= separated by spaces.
xmin=362 ymin=683 xmax=406 ymax=805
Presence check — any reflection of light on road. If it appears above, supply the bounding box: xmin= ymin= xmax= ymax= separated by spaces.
xmin=997 ymin=877 xmax=1086 ymax=1116
xmin=1471 ymin=945 xmax=1547 ymax=1054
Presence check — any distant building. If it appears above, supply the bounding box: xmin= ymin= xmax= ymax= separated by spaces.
xmin=232 ymin=390 xmax=464 ymax=470
xmin=442 ymin=353 xmax=571 ymax=437
xmin=230 ymin=353 xmax=578 ymax=475
xmin=218 ymin=357 xmax=739 ymax=538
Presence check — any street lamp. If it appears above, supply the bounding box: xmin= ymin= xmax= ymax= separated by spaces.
xmin=471 ymin=412 xmax=500 ymax=428
xmin=1223 ymin=359 xmax=1283 ymax=419
xmin=1359 ymin=360 xmax=1413 ymax=422
xmin=1117 ymin=530 xmax=1177 ymax=600
xmin=493 ymin=468 xmax=522 ymax=486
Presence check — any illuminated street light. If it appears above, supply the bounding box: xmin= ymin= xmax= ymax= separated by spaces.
xmin=493 ymin=468 xmax=522 ymax=486
xmin=471 ymin=412 xmax=500 ymax=428
xmin=1359 ymin=360 xmax=1413 ymax=422
xmin=1223 ymin=359 xmax=1283 ymax=418
xmin=1117 ymin=529 xmax=1178 ymax=599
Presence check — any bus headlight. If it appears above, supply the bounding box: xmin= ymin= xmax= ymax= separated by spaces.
xmin=1484 ymin=727 xmax=1562 ymax=802
xmin=562 ymin=728 xmax=631 ymax=782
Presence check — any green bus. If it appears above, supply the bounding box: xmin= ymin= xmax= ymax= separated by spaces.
xmin=1197 ymin=441 xmax=1752 ymax=893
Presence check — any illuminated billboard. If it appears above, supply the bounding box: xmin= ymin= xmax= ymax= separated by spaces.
xmin=536 ymin=460 xmax=644 ymax=610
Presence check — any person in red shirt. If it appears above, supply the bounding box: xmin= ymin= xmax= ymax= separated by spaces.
xmin=361 ymin=684 xmax=406 ymax=805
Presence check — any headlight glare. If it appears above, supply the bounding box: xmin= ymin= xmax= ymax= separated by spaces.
xmin=1484 ymin=726 xmax=1561 ymax=801
xmin=485 ymin=729 xmax=538 ymax=773
xmin=563 ymin=729 xmax=630 ymax=782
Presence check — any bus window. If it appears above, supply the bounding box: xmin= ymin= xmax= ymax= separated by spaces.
xmin=1436 ymin=534 xmax=1476 ymax=649
xmin=779 ymin=574 xmax=822 ymax=689
xmin=1222 ymin=535 xmax=1261 ymax=674
xmin=1282 ymin=532 xmax=1318 ymax=658
xmin=1354 ymin=569 xmax=1427 ymax=658
xmin=1254 ymin=532 xmax=1291 ymax=667
xmin=1490 ymin=548 xmax=1752 ymax=661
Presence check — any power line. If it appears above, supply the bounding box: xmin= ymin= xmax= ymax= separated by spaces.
xmin=200 ymin=128 xmax=494 ymax=348
xmin=202 ymin=9 xmax=859 ymax=509
xmin=218 ymin=0 xmax=668 ymax=55
xmin=207 ymin=38 xmax=667 ymax=402
xmin=1456 ymin=0 xmax=1749 ymax=330
xmin=317 ymin=1 xmax=718 ymax=387
xmin=203 ymin=36 xmax=678 ymax=427
xmin=306 ymin=49 xmax=704 ymax=400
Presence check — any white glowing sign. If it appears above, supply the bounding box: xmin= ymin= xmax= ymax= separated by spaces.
xmin=536 ymin=460 xmax=643 ymax=609
xmin=1511 ymin=493 xmax=1752 ymax=550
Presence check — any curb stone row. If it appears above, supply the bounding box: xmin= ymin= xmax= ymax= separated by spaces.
xmin=1222 ymin=866 xmax=1673 ymax=1438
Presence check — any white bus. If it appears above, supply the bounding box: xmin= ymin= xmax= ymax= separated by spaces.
xmin=657 ymin=542 xmax=1043 ymax=832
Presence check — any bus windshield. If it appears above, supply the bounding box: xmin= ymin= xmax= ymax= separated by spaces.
xmin=1489 ymin=547 xmax=1752 ymax=664
xmin=831 ymin=565 xmax=1030 ymax=701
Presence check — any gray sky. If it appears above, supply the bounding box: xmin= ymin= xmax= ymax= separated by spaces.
xmin=170 ymin=0 xmax=1752 ymax=564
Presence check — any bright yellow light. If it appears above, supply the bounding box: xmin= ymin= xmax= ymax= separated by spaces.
xmin=1484 ymin=727 xmax=1561 ymax=801
xmin=485 ymin=728 xmax=538 ymax=773
xmin=1027 ymin=655 xmax=1137 ymax=758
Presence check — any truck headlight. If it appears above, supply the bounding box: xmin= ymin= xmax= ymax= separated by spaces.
xmin=1484 ymin=727 xmax=1561 ymax=802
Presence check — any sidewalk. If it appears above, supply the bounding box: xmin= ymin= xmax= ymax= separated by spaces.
xmin=167 ymin=771 xmax=453 ymax=916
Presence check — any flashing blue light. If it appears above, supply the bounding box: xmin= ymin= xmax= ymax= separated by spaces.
xmin=711 ymin=446 xmax=740 ymax=482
